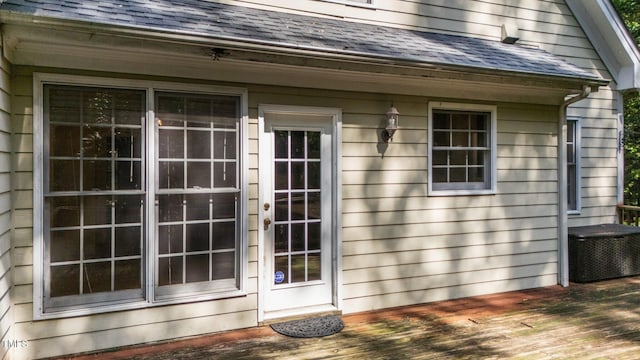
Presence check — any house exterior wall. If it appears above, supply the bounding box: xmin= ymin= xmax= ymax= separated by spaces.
xmin=0 ymin=1 xmax=624 ymax=358
xmin=225 ymin=0 xmax=620 ymax=225
xmin=0 ymin=43 xmax=13 ymax=359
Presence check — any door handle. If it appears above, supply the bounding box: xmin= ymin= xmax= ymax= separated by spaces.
xmin=264 ymin=218 xmax=272 ymax=230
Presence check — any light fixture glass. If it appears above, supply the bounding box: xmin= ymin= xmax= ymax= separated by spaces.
xmin=382 ymin=106 xmax=399 ymax=142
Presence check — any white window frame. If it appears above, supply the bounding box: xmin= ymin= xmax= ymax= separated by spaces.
xmin=428 ymin=102 xmax=497 ymax=196
xmin=33 ymin=73 xmax=249 ymax=319
xmin=567 ymin=117 xmax=581 ymax=214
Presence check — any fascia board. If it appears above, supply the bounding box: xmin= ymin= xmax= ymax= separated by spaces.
xmin=567 ymin=0 xmax=640 ymax=90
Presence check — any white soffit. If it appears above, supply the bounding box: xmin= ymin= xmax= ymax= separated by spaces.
xmin=567 ymin=0 xmax=640 ymax=90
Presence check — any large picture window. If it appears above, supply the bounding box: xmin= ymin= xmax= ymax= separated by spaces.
xmin=36 ymin=75 xmax=247 ymax=316
xmin=428 ymin=103 xmax=497 ymax=195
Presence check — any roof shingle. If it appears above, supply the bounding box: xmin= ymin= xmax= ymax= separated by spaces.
xmin=0 ymin=0 xmax=604 ymax=82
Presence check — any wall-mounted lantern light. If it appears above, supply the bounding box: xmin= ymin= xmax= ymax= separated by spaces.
xmin=382 ymin=106 xmax=399 ymax=142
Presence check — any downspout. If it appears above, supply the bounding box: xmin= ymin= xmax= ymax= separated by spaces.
xmin=558 ymin=84 xmax=591 ymax=287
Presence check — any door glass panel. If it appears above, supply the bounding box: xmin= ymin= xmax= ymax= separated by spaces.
xmin=272 ymin=129 xmax=323 ymax=285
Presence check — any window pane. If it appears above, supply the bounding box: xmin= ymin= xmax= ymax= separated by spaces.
xmin=50 ymin=160 xmax=80 ymax=191
xmin=159 ymin=225 xmax=183 ymax=254
xmin=187 ymin=130 xmax=210 ymax=158
xmin=50 ymin=196 xmax=80 ymax=228
xmin=114 ymin=128 xmax=141 ymax=158
xmin=275 ymin=224 xmax=288 ymax=253
xmin=186 ymin=98 xmax=211 ymax=126
xmin=50 ymin=230 xmax=80 ymax=262
xmin=115 ymin=195 xmax=142 ymax=224
xmin=84 ymin=196 xmax=111 ymax=225
xmin=51 ymin=265 xmax=80 ymax=297
xmin=83 ymin=262 xmax=111 ymax=293
xmin=308 ymin=192 xmax=321 ymax=220
xmin=157 ymin=95 xmax=184 ymax=127
xmin=451 ymin=132 xmax=468 ymax=147
xmin=433 ymin=150 xmax=447 ymax=166
xmin=48 ymin=87 xmax=82 ymax=123
xmin=158 ymin=256 xmax=183 ymax=286
xmin=433 ymin=131 xmax=450 ymax=147
xmin=83 ymin=160 xmax=111 ymax=191
xmin=114 ymin=91 xmax=144 ymax=125
xmin=468 ymin=167 xmax=485 ymax=182
xmin=114 ymin=259 xmax=141 ymax=290
xmin=187 ymin=162 xmax=210 ymax=188
xmin=307 ymin=132 xmax=320 ymax=159
xmin=433 ymin=112 xmax=449 ymax=129
xmin=291 ymin=194 xmax=305 ymax=220
xmin=291 ymin=255 xmax=305 ymax=283
xmin=275 ymin=162 xmax=288 ymax=190
xmin=84 ymin=228 xmax=111 ymax=259
xmin=275 ymin=131 xmax=288 ymax=159
xmin=214 ymin=162 xmax=236 ymax=188
xmin=212 ymin=193 xmax=236 ymax=219
xmin=291 ymin=131 xmax=305 ymax=159
xmin=308 ymin=223 xmax=321 ymax=251
xmin=308 ymin=253 xmax=321 ymax=281
xmin=433 ymin=168 xmax=447 ymax=183
xmin=186 ymin=223 xmax=209 ymax=252
xmin=452 ymin=113 xmax=468 ymax=129
xmin=308 ymin=162 xmax=320 ymax=189
xmin=450 ymin=151 xmax=466 ymax=165
xmin=292 ymin=162 xmax=305 ymax=189
xmin=450 ymin=168 xmax=467 ymax=182
xmin=50 ymin=125 xmax=80 ymax=156
xmin=468 ymin=150 xmax=485 ymax=166
xmin=291 ymin=223 xmax=305 ymax=252
xmin=158 ymin=194 xmax=183 ymax=222
xmin=186 ymin=194 xmax=210 ymax=221
xmin=115 ymin=226 xmax=141 ymax=257
xmin=83 ymin=91 xmax=113 ymax=124
xmin=470 ymin=115 xmax=487 ymax=130
xmin=159 ymin=130 xmax=184 ymax=159
xmin=83 ymin=126 xmax=112 ymax=158
xmin=212 ymin=222 xmax=235 ymax=250
xmin=214 ymin=131 xmax=236 ymax=159
xmin=274 ymin=256 xmax=289 ymax=285
xmin=115 ymin=160 xmax=141 ymax=190
xmin=159 ymin=162 xmax=184 ymax=189
xmin=275 ymin=193 xmax=288 ymax=221
xmin=185 ymin=254 xmax=209 ymax=283
xmin=212 ymin=252 xmax=235 ymax=280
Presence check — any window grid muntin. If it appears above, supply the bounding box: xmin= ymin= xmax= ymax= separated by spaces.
xmin=155 ymin=92 xmax=240 ymax=292
xmin=273 ymin=130 xmax=322 ymax=286
xmin=432 ymin=110 xmax=490 ymax=189
xmin=44 ymin=85 xmax=146 ymax=306
xmin=41 ymin=79 xmax=246 ymax=314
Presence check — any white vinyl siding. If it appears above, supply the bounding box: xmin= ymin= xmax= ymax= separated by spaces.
xmin=0 ymin=53 xmax=12 ymax=359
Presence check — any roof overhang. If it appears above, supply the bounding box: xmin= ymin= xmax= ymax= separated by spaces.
xmin=0 ymin=10 xmax=608 ymax=105
xmin=567 ymin=0 xmax=640 ymax=91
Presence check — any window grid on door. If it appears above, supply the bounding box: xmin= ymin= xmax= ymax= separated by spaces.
xmin=273 ymin=130 xmax=322 ymax=285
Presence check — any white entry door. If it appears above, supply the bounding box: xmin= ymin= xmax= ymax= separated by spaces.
xmin=260 ymin=106 xmax=339 ymax=319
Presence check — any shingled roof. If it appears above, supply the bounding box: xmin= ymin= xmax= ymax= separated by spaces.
xmin=0 ymin=0 xmax=605 ymax=83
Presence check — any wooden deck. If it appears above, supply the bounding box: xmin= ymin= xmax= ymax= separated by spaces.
xmin=60 ymin=277 xmax=640 ymax=359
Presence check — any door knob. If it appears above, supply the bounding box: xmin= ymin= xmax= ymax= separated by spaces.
xmin=264 ymin=218 xmax=272 ymax=230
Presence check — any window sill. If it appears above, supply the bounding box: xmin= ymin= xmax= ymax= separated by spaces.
xmin=429 ymin=189 xmax=496 ymax=197
xmin=36 ymin=290 xmax=247 ymax=320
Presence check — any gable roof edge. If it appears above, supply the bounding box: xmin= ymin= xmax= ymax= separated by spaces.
xmin=567 ymin=0 xmax=640 ymax=91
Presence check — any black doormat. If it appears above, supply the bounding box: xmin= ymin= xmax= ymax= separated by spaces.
xmin=270 ymin=315 xmax=344 ymax=338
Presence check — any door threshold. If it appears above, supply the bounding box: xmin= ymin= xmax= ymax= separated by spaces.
xmin=261 ymin=304 xmax=340 ymax=325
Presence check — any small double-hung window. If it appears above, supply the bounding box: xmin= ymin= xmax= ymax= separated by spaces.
xmin=36 ymin=74 xmax=247 ymax=317
xmin=428 ymin=103 xmax=497 ymax=195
